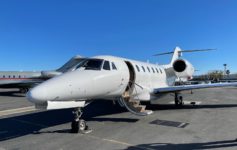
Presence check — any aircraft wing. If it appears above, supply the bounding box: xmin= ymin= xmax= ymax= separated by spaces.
xmin=154 ymin=82 xmax=237 ymax=94
xmin=0 ymin=79 xmax=44 ymax=88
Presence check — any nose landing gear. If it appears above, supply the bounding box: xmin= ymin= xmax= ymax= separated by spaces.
xmin=71 ymin=107 xmax=92 ymax=134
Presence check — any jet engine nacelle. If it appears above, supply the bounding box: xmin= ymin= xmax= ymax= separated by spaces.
xmin=172 ymin=59 xmax=194 ymax=79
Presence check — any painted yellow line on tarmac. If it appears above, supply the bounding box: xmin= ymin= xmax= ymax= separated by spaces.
xmin=0 ymin=106 xmax=36 ymax=117
xmin=86 ymin=134 xmax=155 ymax=150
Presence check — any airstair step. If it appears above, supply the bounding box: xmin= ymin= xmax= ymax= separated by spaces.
xmin=135 ymin=105 xmax=146 ymax=112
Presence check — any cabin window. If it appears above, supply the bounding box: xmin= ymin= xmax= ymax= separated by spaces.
xmin=19 ymin=75 xmax=21 ymax=78
xmin=159 ymin=68 xmax=163 ymax=74
xmin=3 ymin=75 xmax=5 ymax=78
xmin=152 ymin=67 xmax=155 ymax=73
xmin=135 ymin=65 xmax=140 ymax=72
xmin=13 ymin=75 xmax=15 ymax=78
xmin=103 ymin=61 xmax=111 ymax=70
xmin=147 ymin=67 xmax=150 ymax=73
xmin=111 ymin=62 xmax=117 ymax=70
xmin=156 ymin=68 xmax=159 ymax=73
xmin=142 ymin=66 xmax=145 ymax=72
xmin=9 ymin=75 xmax=11 ymax=78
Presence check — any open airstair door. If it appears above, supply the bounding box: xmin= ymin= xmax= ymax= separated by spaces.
xmin=124 ymin=61 xmax=136 ymax=97
xmin=119 ymin=61 xmax=153 ymax=116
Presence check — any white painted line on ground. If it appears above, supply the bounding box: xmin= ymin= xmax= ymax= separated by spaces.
xmin=169 ymin=101 xmax=202 ymax=105
xmin=178 ymin=123 xmax=186 ymax=128
xmin=0 ymin=106 xmax=36 ymax=117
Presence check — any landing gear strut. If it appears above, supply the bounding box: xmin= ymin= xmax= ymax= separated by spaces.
xmin=71 ymin=107 xmax=92 ymax=134
xmin=175 ymin=93 xmax=183 ymax=107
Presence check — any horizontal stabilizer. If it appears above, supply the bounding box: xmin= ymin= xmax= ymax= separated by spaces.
xmin=154 ymin=48 xmax=216 ymax=56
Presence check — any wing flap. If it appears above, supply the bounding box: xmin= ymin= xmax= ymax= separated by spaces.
xmin=154 ymin=82 xmax=237 ymax=94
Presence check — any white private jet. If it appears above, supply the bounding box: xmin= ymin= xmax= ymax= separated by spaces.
xmin=27 ymin=47 xmax=237 ymax=133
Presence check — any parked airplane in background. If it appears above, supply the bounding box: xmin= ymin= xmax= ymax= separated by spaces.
xmin=0 ymin=55 xmax=84 ymax=93
xmin=27 ymin=47 xmax=237 ymax=133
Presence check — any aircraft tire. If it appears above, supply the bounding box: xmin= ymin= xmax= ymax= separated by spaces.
xmin=71 ymin=121 xmax=79 ymax=133
xmin=20 ymin=88 xmax=29 ymax=93
xmin=175 ymin=95 xmax=183 ymax=107
xmin=79 ymin=119 xmax=86 ymax=131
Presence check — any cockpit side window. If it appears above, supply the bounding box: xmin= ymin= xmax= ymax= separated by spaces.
xmin=76 ymin=59 xmax=103 ymax=70
xmin=103 ymin=61 xmax=111 ymax=70
xmin=58 ymin=58 xmax=86 ymax=73
xmin=111 ymin=62 xmax=117 ymax=70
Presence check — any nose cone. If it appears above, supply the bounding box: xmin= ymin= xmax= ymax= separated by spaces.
xmin=27 ymin=70 xmax=100 ymax=104
xmin=27 ymin=71 xmax=81 ymax=103
xmin=27 ymin=86 xmax=46 ymax=104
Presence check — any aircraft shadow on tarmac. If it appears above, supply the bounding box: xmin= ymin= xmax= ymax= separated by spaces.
xmin=125 ymin=140 xmax=237 ymax=150
xmin=1 ymin=100 xmax=237 ymax=142
xmin=145 ymin=102 xmax=237 ymax=111
xmin=0 ymin=100 xmax=137 ymax=142
xmin=0 ymin=91 xmax=25 ymax=97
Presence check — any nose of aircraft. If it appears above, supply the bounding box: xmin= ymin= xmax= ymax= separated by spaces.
xmin=27 ymin=85 xmax=46 ymax=104
xmin=27 ymin=70 xmax=87 ymax=104
xmin=27 ymin=70 xmax=109 ymax=104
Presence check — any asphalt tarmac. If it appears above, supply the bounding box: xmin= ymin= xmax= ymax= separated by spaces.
xmin=0 ymin=87 xmax=237 ymax=150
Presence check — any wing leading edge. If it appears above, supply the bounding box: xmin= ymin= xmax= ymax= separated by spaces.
xmin=154 ymin=82 xmax=237 ymax=94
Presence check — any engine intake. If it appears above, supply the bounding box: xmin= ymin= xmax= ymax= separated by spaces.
xmin=172 ymin=59 xmax=194 ymax=79
xmin=173 ymin=60 xmax=186 ymax=72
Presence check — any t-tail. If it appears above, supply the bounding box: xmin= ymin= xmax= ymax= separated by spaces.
xmin=155 ymin=47 xmax=215 ymax=82
xmin=170 ymin=46 xmax=182 ymax=64
xmin=154 ymin=46 xmax=215 ymax=65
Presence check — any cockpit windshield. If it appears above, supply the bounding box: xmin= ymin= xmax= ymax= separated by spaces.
xmin=76 ymin=59 xmax=104 ymax=70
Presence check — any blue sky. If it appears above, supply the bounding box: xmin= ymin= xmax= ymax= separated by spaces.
xmin=0 ymin=0 xmax=237 ymax=74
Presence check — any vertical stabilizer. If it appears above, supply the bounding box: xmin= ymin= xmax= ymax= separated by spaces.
xmin=170 ymin=47 xmax=182 ymax=64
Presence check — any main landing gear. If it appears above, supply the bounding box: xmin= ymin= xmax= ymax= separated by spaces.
xmin=20 ymin=88 xmax=29 ymax=93
xmin=71 ymin=107 xmax=92 ymax=134
xmin=175 ymin=93 xmax=184 ymax=107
